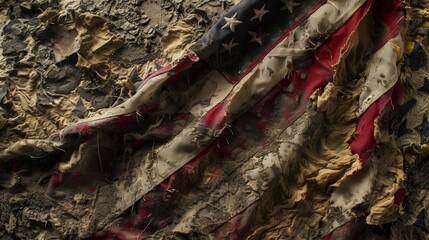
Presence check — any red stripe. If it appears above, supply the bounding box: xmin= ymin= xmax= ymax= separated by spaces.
xmin=350 ymin=103 xmax=377 ymax=164
xmin=374 ymin=0 xmax=403 ymax=49
xmin=348 ymin=0 xmax=403 ymax=163
xmin=394 ymin=188 xmax=406 ymax=206
xmin=350 ymin=82 xmax=401 ymax=164
xmin=303 ymin=0 xmax=374 ymax=98
xmin=326 ymin=71 xmax=403 ymax=240
xmin=157 ymin=144 xmax=216 ymax=191
xmin=144 ymin=52 xmax=199 ymax=80
xmin=324 ymin=1 xmax=404 ymax=236
xmin=202 ymin=103 xmax=227 ymax=130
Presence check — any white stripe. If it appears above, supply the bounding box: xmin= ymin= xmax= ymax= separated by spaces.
xmin=356 ymin=34 xmax=403 ymax=116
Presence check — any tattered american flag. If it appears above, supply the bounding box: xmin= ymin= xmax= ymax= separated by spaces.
xmin=2 ymin=0 xmax=429 ymax=239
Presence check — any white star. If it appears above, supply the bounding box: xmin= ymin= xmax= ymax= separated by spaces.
xmin=281 ymin=0 xmax=300 ymax=14
xmin=250 ymin=4 xmax=270 ymax=22
xmin=222 ymin=12 xmax=242 ymax=32
xmin=222 ymin=39 xmax=238 ymax=54
xmin=248 ymin=31 xmax=262 ymax=46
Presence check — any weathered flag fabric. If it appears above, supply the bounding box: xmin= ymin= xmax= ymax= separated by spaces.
xmin=1 ymin=0 xmax=429 ymax=239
